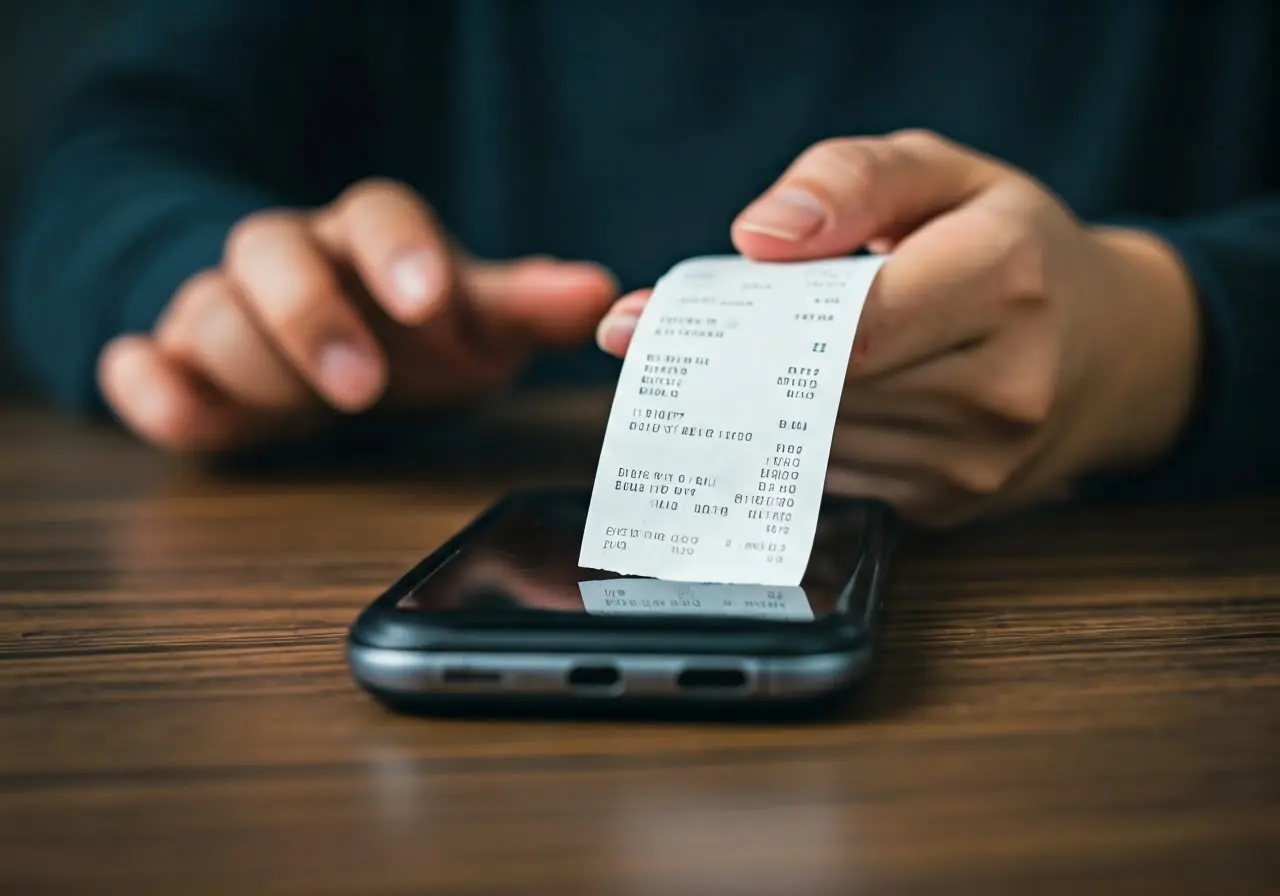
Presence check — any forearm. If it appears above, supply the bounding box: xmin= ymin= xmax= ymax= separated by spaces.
xmin=4 ymin=0 xmax=370 ymax=413
xmin=1081 ymin=200 xmax=1280 ymax=500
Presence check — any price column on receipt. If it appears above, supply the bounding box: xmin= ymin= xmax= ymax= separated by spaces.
xmin=579 ymin=254 xmax=884 ymax=586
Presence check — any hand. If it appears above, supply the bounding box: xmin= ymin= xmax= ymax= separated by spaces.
xmin=98 ymin=179 xmax=617 ymax=452
xmin=597 ymin=130 xmax=1202 ymax=527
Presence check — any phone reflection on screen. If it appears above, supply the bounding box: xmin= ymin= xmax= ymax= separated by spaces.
xmin=394 ymin=494 xmax=867 ymax=621
xmin=577 ymin=579 xmax=816 ymax=621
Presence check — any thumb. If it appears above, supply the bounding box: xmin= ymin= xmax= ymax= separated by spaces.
xmin=460 ymin=256 xmax=619 ymax=346
xmin=731 ymin=129 xmax=1005 ymax=261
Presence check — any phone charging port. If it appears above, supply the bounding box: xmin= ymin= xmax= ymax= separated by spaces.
xmin=567 ymin=664 xmax=621 ymax=689
xmin=676 ymin=667 xmax=748 ymax=691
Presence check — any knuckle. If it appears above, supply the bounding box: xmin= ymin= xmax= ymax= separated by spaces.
xmin=263 ymin=268 xmax=335 ymax=339
xmin=968 ymin=203 xmax=1021 ymax=246
xmin=335 ymin=176 xmax=413 ymax=214
xmin=977 ymin=370 xmax=1055 ymax=425
xmin=223 ymin=210 xmax=293 ymax=265
xmin=790 ymin=138 xmax=902 ymax=218
xmin=802 ymin=138 xmax=884 ymax=189
xmin=939 ymin=456 xmax=1010 ymax=497
xmin=801 ymin=136 xmax=849 ymax=159
xmin=1000 ymin=224 xmax=1047 ymax=298
xmin=888 ymin=127 xmax=946 ymax=152
xmin=966 ymin=204 xmax=1047 ymax=300
xmin=179 ymin=267 xmax=229 ymax=300
xmin=157 ymin=269 xmax=230 ymax=346
xmin=840 ymin=146 xmax=891 ymax=192
xmin=221 ymin=214 xmax=346 ymax=349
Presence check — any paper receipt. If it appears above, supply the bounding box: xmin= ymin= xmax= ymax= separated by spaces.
xmin=579 ymin=253 xmax=885 ymax=586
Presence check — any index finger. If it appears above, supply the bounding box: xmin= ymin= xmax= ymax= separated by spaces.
xmin=311 ymin=179 xmax=456 ymax=325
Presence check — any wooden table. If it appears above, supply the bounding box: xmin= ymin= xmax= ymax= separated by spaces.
xmin=1 ymin=397 xmax=1277 ymax=895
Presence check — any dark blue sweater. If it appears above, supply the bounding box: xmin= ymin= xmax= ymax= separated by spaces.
xmin=7 ymin=0 xmax=1280 ymax=499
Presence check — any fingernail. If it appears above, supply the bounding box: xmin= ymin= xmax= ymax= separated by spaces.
xmin=597 ymin=312 xmax=639 ymax=354
xmin=319 ymin=341 xmax=382 ymax=409
xmin=388 ymin=251 xmax=441 ymax=317
xmin=736 ymin=187 xmax=827 ymax=241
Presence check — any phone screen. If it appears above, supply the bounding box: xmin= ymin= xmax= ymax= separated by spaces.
xmin=394 ymin=492 xmax=875 ymax=623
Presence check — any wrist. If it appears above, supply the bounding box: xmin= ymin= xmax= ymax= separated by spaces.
xmin=1084 ymin=226 xmax=1203 ymax=474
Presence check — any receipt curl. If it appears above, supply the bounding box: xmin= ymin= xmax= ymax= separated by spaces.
xmin=579 ymin=254 xmax=885 ymax=586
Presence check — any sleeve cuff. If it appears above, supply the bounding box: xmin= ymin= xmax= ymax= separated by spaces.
xmin=9 ymin=160 xmax=281 ymax=415
xmin=1076 ymin=212 xmax=1280 ymax=502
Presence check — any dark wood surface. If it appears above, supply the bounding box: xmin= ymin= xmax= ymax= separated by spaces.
xmin=1 ymin=397 xmax=1278 ymax=895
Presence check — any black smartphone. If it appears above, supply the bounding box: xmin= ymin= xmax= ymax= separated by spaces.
xmin=346 ymin=487 xmax=896 ymax=717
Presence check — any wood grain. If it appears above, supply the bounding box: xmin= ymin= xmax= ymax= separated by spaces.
xmin=1 ymin=397 xmax=1278 ymax=895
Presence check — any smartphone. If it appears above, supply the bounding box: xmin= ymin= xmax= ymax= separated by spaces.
xmin=346 ymin=487 xmax=896 ymax=717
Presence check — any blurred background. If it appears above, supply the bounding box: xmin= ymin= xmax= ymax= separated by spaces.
xmin=0 ymin=2 xmax=130 ymax=403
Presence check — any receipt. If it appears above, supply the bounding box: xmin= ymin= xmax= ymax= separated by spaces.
xmin=579 ymin=253 xmax=884 ymax=586
xmin=578 ymin=578 xmax=815 ymax=622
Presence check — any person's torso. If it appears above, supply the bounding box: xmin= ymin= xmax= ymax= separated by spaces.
xmin=356 ymin=0 xmax=1280 ymax=379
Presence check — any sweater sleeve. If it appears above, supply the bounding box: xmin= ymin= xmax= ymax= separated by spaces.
xmin=1080 ymin=200 xmax=1280 ymax=501
xmin=5 ymin=0 xmax=374 ymax=413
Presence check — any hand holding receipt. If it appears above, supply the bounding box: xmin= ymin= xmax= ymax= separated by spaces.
xmin=579 ymin=254 xmax=884 ymax=586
